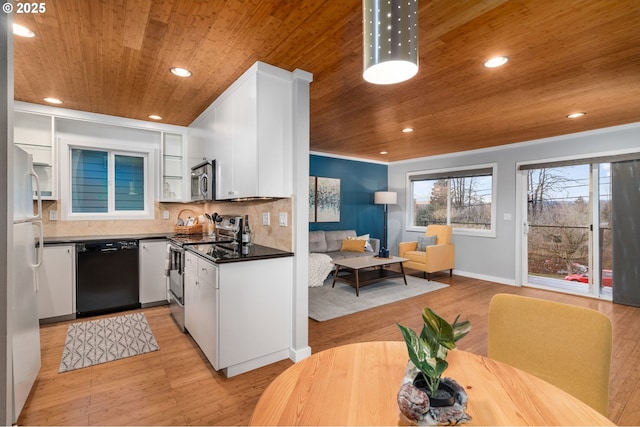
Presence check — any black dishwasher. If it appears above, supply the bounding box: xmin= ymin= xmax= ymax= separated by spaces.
xmin=76 ymin=240 xmax=140 ymax=317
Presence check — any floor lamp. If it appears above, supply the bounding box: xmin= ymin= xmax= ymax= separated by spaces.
xmin=374 ymin=191 xmax=397 ymax=250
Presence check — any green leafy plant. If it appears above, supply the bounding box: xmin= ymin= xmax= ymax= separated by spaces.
xmin=397 ymin=307 xmax=471 ymax=396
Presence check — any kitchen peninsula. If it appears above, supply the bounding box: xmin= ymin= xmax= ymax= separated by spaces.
xmin=183 ymin=244 xmax=293 ymax=377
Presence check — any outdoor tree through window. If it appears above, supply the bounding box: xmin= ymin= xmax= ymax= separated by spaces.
xmin=409 ymin=165 xmax=494 ymax=234
xmin=526 ymin=164 xmax=591 ymax=279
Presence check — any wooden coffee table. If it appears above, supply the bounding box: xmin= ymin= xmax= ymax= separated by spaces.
xmin=331 ymin=255 xmax=409 ymax=296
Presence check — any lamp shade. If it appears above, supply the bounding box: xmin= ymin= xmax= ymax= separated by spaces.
xmin=374 ymin=191 xmax=397 ymax=205
xmin=362 ymin=0 xmax=419 ymax=85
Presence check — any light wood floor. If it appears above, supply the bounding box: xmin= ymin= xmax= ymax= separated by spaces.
xmin=19 ymin=273 xmax=640 ymax=426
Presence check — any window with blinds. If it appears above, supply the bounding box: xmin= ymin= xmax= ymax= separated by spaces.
xmin=407 ymin=164 xmax=495 ymax=235
xmin=71 ymin=149 xmax=108 ymax=213
xmin=71 ymin=148 xmax=145 ymax=214
xmin=115 ymin=155 xmax=144 ymax=211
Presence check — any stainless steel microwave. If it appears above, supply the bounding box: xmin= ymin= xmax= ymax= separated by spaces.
xmin=191 ymin=160 xmax=215 ymax=201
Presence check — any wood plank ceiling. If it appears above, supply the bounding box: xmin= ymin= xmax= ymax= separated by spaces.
xmin=12 ymin=0 xmax=640 ymax=162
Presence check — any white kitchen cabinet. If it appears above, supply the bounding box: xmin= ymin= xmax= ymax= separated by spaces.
xmin=184 ymin=268 xmax=197 ymax=330
xmin=183 ymin=249 xmax=292 ymax=377
xmin=184 ymin=251 xmax=219 ymax=369
xmin=212 ymin=61 xmax=293 ymax=200
xmin=217 ymin=257 xmax=291 ymax=376
xmin=37 ymin=245 xmax=75 ymax=321
xmin=14 ymin=111 xmax=56 ymax=200
xmin=160 ymin=132 xmax=186 ymax=202
xmin=139 ymin=239 xmax=169 ymax=306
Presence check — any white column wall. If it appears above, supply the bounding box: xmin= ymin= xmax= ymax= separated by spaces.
xmin=290 ymin=69 xmax=313 ymax=361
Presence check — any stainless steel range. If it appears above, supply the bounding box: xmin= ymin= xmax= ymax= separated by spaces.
xmin=167 ymin=240 xmax=186 ymax=331
xmin=167 ymin=215 xmax=243 ymax=331
xmin=213 ymin=214 xmax=243 ymax=243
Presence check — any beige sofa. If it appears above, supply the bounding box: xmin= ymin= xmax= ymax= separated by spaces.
xmin=309 ymin=230 xmax=380 ymax=260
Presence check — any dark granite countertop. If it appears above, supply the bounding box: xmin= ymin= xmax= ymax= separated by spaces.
xmin=186 ymin=243 xmax=293 ymax=264
xmin=43 ymin=233 xmax=171 ymax=245
xmin=43 ymin=234 xmax=293 ymax=264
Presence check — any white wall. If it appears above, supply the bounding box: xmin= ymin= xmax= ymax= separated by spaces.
xmin=388 ymin=122 xmax=640 ymax=285
xmin=1 ymin=12 xmax=11 ymax=425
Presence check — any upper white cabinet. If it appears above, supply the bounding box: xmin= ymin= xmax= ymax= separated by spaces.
xmin=14 ymin=111 xmax=56 ymax=200
xmin=14 ymin=101 xmax=193 ymax=204
xmin=160 ymin=132 xmax=186 ymax=202
xmin=191 ymin=62 xmax=294 ymax=200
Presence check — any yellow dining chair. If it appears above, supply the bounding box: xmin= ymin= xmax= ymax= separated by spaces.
xmin=488 ymin=293 xmax=612 ymax=416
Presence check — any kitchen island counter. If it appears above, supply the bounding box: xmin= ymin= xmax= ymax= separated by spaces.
xmin=183 ymin=248 xmax=293 ymax=378
xmin=186 ymin=243 xmax=293 ymax=264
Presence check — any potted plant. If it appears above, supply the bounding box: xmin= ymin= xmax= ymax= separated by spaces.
xmin=396 ymin=307 xmax=472 ymax=425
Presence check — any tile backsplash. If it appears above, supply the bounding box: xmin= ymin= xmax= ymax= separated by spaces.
xmin=40 ymin=198 xmax=294 ymax=251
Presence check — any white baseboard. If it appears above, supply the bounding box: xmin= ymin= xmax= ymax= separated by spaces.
xmin=223 ymin=348 xmax=290 ymax=378
xmin=453 ymin=269 xmax=517 ymax=287
xmin=289 ymin=346 xmax=312 ymax=362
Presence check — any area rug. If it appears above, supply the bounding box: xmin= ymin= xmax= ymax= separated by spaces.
xmin=309 ymin=275 xmax=448 ymax=321
xmin=59 ymin=312 xmax=159 ymax=373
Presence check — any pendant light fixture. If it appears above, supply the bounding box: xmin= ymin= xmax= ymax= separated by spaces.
xmin=363 ymin=0 xmax=419 ymax=85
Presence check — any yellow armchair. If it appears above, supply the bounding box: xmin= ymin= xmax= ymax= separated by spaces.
xmin=398 ymin=225 xmax=455 ymax=280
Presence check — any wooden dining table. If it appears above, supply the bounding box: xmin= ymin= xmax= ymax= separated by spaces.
xmin=250 ymin=341 xmax=614 ymax=426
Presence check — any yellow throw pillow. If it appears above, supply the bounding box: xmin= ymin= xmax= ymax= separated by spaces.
xmin=348 ymin=235 xmax=374 ymax=252
xmin=341 ymin=238 xmax=366 ymax=252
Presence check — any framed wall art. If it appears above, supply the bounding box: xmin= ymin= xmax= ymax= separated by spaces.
xmin=309 ymin=176 xmax=317 ymax=222
xmin=309 ymin=176 xmax=341 ymax=222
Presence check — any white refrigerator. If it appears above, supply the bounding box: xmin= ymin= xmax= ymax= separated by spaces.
xmin=10 ymin=146 xmax=43 ymax=423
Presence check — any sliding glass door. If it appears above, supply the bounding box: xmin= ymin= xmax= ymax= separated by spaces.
xmin=598 ymin=164 xmax=613 ymax=298
xmin=524 ymin=164 xmax=597 ymax=296
xmin=520 ymin=154 xmax=640 ymax=301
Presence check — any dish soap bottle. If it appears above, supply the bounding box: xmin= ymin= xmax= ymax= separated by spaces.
xmin=242 ymin=215 xmax=251 ymax=245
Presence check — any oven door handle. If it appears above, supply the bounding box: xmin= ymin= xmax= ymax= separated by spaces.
xmin=169 ymin=244 xmax=185 ymax=275
xmin=171 ymin=245 xmax=185 ymax=254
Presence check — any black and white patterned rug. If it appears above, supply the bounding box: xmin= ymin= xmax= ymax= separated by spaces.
xmin=59 ymin=312 xmax=159 ymax=373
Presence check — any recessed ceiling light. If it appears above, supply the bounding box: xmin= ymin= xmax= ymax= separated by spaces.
xmin=483 ymin=56 xmax=509 ymax=68
xmin=380 ymin=151 xmax=388 ymax=155
xmin=402 ymin=127 xmax=414 ymax=133
xmin=567 ymin=112 xmax=586 ymax=119
xmin=13 ymin=24 xmax=35 ymax=38
xmin=148 ymin=114 xmax=163 ymax=120
xmin=170 ymin=67 xmax=192 ymax=77
xmin=43 ymin=97 xmax=62 ymax=104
